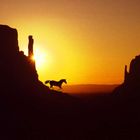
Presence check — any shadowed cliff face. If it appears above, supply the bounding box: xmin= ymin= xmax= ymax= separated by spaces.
xmin=129 ymin=55 xmax=140 ymax=82
xmin=0 ymin=25 xmax=39 ymax=92
xmin=0 ymin=25 xmax=19 ymax=59
xmin=0 ymin=25 xmax=140 ymax=140
xmin=114 ymin=55 xmax=140 ymax=97
xmin=0 ymin=25 xmax=86 ymax=140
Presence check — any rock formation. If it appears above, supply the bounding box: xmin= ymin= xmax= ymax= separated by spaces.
xmin=0 ymin=25 xmax=43 ymax=93
xmin=124 ymin=55 xmax=140 ymax=85
xmin=0 ymin=25 xmax=86 ymax=140
xmin=114 ymin=55 xmax=140 ymax=97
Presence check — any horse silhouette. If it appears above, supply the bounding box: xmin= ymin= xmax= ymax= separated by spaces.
xmin=45 ymin=79 xmax=67 ymax=89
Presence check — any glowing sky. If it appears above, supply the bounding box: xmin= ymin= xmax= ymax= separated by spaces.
xmin=1 ymin=0 xmax=140 ymax=84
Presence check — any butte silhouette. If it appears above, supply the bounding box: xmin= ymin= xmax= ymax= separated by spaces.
xmin=114 ymin=55 xmax=140 ymax=98
xmin=0 ymin=25 xmax=84 ymax=140
xmin=0 ymin=25 xmax=55 ymax=95
xmin=1 ymin=24 xmax=140 ymax=140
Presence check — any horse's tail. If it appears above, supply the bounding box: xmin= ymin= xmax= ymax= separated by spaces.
xmin=45 ymin=80 xmax=50 ymax=84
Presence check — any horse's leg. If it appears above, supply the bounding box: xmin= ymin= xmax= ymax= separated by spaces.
xmin=59 ymin=85 xmax=62 ymax=89
xmin=50 ymin=84 xmax=53 ymax=89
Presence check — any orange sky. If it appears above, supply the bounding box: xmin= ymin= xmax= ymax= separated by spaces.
xmin=1 ymin=0 xmax=140 ymax=84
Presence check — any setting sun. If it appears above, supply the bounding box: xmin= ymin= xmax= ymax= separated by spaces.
xmin=2 ymin=0 xmax=140 ymax=85
xmin=0 ymin=1 xmax=140 ymax=138
xmin=32 ymin=48 xmax=47 ymax=68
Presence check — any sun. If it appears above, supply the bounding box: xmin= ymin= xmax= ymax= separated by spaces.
xmin=32 ymin=49 xmax=47 ymax=68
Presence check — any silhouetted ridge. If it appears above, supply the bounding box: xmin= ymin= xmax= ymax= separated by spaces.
xmin=1 ymin=25 xmax=139 ymax=140
xmin=0 ymin=25 xmax=19 ymax=59
xmin=125 ymin=55 xmax=140 ymax=84
xmin=0 ymin=24 xmax=79 ymax=103
xmin=113 ymin=55 xmax=140 ymax=97
xmin=0 ymin=25 xmax=41 ymax=93
xmin=0 ymin=25 xmax=88 ymax=140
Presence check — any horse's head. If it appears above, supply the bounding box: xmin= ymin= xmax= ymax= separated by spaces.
xmin=45 ymin=80 xmax=50 ymax=84
xmin=61 ymin=79 xmax=67 ymax=84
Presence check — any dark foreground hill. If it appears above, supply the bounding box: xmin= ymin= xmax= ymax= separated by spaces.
xmin=0 ymin=25 xmax=140 ymax=140
xmin=0 ymin=25 xmax=86 ymax=139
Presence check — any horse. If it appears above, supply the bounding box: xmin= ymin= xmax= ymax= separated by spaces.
xmin=45 ymin=79 xmax=67 ymax=89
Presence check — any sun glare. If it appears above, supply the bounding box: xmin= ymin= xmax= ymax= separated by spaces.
xmin=32 ymin=49 xmax=47 ymax=68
